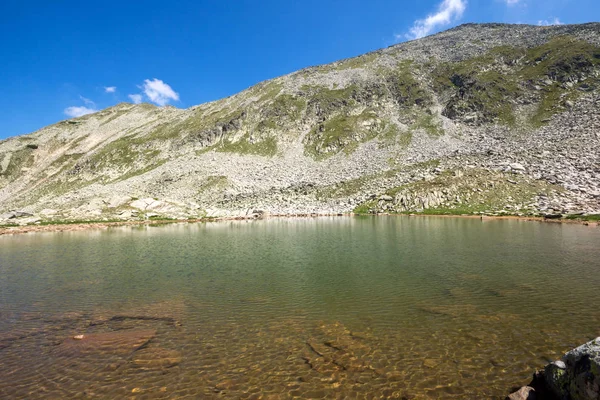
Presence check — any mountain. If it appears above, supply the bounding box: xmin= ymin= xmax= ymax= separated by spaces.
xmin=1 ymin=23 xmax=599 ymax=224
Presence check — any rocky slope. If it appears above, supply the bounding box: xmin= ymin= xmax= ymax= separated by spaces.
xmin=1 ymin=23 xmax=600 ymax=224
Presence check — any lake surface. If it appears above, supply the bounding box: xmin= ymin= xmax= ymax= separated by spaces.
xmin=0 ymin=217 xmax=599 ymax=399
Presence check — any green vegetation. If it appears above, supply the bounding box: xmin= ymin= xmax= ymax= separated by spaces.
xmin=0 ymin=148 xmax=35 ymax=181
xmin=528 ymin=83 xmax=576 ymax=128
xmin=565 ymin=214 xmax=600 ymax=221
xmin=100 ymin=109 xmax=129 ymax=126
xmin=264 ymin=94 xmax=306 ymax=122
xmin=319 ymin=53 xmax=378 ymax=72
xmin=256 ymin=81 xmax=283 ymax=103
xmin=215 ymin=134 xmax=278 ymax=157
xmin=434 ymin=62 xmax=520 ymax=126
xmin=38 ymin=219 xmax=123 ymax=226
xmin=304 ymin=109 xmax=392 ymax=159
xmin=385 ymin=60 xmax=432 ymax=108
xmin=433 ymin=36 xmax=600 ymax=127
xmin=111 ymin=160 xmax=167 ymax=183
xmin=302 ymin=84 xmax=359 ymax=116
xmin=379 ymin=123 xmax=412 ymax=148
xmin=522 ymin=36 xmax=600 ymax=81
xmin=257 ymin=94 xmax=307 ymax=131
xmin=410 ymin=112 xmax=444 ymax=136
xmin=353 ymin=169 xmax=559 ymax=215
xmin=48 ymin=153 xmax=84 ymax=176
xmin=197 ymin=175 xmax=228 ymax=194
xmin=88 ymin=135 xmax=161 ymax=171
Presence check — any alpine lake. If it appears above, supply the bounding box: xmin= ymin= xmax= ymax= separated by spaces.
xmin=0 ymin=216 xmax=599 ymax=399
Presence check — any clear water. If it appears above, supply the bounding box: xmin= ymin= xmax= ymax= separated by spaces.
xmin=0 ymin=217 xmax=599 ymax=399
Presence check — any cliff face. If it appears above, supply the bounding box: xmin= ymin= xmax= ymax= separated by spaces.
xmin=1 ymin=23 xmax=600 ymax=223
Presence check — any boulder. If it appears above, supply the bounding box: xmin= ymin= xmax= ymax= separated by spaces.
xmin=55 ymin=329 xmax=156 ymax=357
xmin=544 ymin=337 xmax=600 ymax=400
xmin=132 ymin=347 xmax=182 ymax=369
xmin=107 ymin=195 xmax=132 ymax=208
xmin=510 ymin=163 xmax=526 ymax=172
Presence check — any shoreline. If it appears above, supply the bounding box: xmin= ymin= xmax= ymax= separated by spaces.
xmin=0 ymin=212 xmax=597 ymax=236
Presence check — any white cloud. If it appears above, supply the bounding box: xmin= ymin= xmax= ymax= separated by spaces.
xmin=64 ymin=106 xmax=96 ymax=118
xmin=504 ymin=0 xmax=521 ymax=5
xmin=141 ymin=78 xmax=179 ymax=106
xmin=104 ymin=86 xmax=117 ymax=93
xmin=538 ymin=17 xmax=563 ymax=26
xmin=405 ymin=0 xmax=467 ymax=40
xmin=128 ymin=94 xmax=143 ymax=104
xmin=79 ymin=95 xmax=95 ymax=107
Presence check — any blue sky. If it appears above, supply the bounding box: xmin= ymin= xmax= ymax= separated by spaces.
xmin=0 ymin=0 xmax=598 ymax=139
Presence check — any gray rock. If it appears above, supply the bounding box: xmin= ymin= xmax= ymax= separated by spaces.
xmin=510 ymin=163 xmax=526 ymax=172
xmin=544 ymin=337 xmax=600 ymax=400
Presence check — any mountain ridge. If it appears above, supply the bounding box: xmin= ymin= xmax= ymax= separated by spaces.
xmin=1 ymin=22 xmax=599 ymax=224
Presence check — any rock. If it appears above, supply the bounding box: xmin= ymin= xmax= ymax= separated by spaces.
xmin=3 ymin=211 xmax=34 ymax=219
xmin=132 ymin=347 xmax=182 ymax=369
xmin=543 ymin=337 xmax=600 ymax=400
xmin=506 ymin=386 xmax=536 ymax=400
xmin=107 ymin=195 xmax=132 ymax=208
xmin=39 ymin=208 xmax=58 ymax=216
xmin=17 ymin=216 xmax=41 ymax=225
xmin=423 ymin=359 xmax=440 ymax=368
xmin=510 ymin=163 xmax=526 ymax=172
xmin=379 ymin=195 xmax=393 ymax=201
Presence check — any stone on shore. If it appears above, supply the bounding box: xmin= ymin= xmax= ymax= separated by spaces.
xmin=510 ymin=337 xmax=600 ymax=400
xmin=506 ymin=386 xmax=536 ymax=400
xmin=544 ymin=337 xmax=600 ymax=400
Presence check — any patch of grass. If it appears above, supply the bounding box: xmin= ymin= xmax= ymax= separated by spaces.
xmin=256 ymin=81 xmax=284 ymax=103
xmin=385 ymin=60 xmax=432 ymax=108
xmin=0 ymin=147 xmax=35 ymax=181
xmin=38 ymin=219 xmax=122 ymax=226
xmin=215 ymin=134 xmax=278 ymax=157
xmin=353 ymin=201 xmax=377 ymax=214
xmin=88 ymin=136 xmax=161 ymax=171
xmin=303 ymin=84 xmax=359 ymax=117
xmin=100 ymin=109 xmax=128 ymax=126
xmin=111 ymin=159 xmax=167 ymax=183
xmin=353 ymin=169 xmax=558 ymax=215
xmin=522 ymin=36 xmax=600 ymax=82
xmin=325 ymin=53 xmax=378 ymax=71
xmin=264 ymin=94 xmax=306 ymax=122
xmin=433 ymin=36 xmax=600 ymax=127
xmin=304 ymin=109 xmax=389 ymax=160
xmin=410 ymin=112 xmax=444 ymax=136
xmin=435 ymin=64 xmax=520 ymax=125
xmin=528 ymin=83 xmax=572 ymax=128
xmin=379 ymin=123 xmax=412 ymax=148
xmin=565 ymin=214 xmax=600 ymax=221
xmin=197 ymin=175 xmax=228 ymax=194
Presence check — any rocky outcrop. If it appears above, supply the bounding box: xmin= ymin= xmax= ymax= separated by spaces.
xmin=508 ymin=337 xmax=600 ymax=400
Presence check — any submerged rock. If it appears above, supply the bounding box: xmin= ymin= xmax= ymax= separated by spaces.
xmin=132 ymin=347 xmax=182 ymax=369
xmin=55 ymin=329 xmax=156 ymax=357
